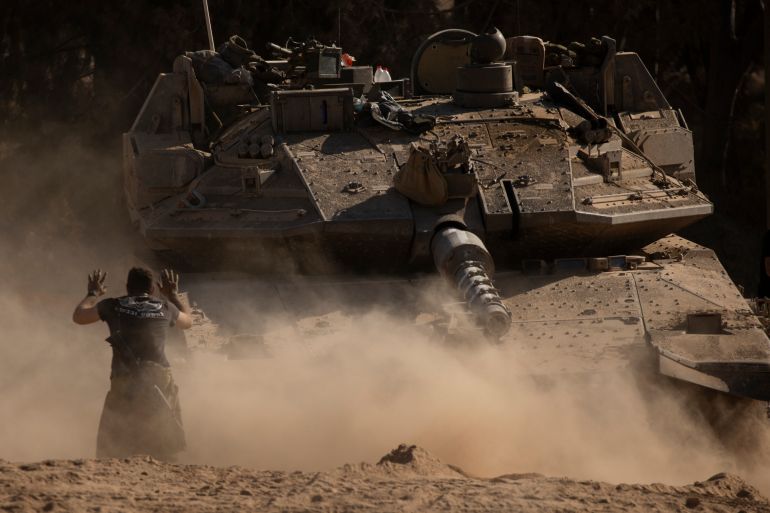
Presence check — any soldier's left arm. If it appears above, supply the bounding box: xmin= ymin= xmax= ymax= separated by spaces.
xmin=72 ymin=270 xmax=107 ymax=325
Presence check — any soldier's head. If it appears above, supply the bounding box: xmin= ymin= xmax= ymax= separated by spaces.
xmin=126 ymin=267 xmax=155 ymax=296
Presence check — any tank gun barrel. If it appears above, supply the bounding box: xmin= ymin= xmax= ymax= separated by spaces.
xmin=431 ymin=227 xmax=511 ymax=338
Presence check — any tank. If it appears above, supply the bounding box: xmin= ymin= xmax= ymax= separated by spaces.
xmin=123 ymin=30 xmax=770 ymax=404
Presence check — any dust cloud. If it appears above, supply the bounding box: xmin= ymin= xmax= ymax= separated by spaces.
xmin=0 ymin=133 xmax=141 ymax=460
xmin=1 ymin=135 xmax=769 ymax=496
xmin=175 ymin=308 xmax=770 ymax=493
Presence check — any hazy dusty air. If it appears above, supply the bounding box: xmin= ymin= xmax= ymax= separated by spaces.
xmin=1 ymin=139 xmax=770 ymax=500
xmin=177 ymin=313 xmax=770 ymax=491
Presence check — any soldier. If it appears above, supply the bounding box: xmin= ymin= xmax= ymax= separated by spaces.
xmin=72 ymin=267 xmax=193 ymax=460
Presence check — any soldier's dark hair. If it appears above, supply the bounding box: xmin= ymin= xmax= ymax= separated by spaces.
xmin=126 ymin=267 xmax=154 ymax=295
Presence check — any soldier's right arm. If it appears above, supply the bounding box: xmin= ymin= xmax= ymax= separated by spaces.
xmin=159 ymin=269 xmax=193 ymax=330
xmin=168 ymin=297 xmax=193 ymax=330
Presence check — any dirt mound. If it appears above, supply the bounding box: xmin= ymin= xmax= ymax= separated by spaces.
xmin=1 ymin=447 xmax=768 ymax=513
xmin=334 ymin=443 xmax=467 ymax=479
xmin=376 ymin=443 xmax=466 ymax=477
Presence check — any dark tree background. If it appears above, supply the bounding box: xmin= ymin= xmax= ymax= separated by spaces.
xmin=0 ymin=0 xmax=765 ymax=289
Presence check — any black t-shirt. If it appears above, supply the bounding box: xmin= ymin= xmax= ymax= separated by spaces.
xmin=97 ymin=295 xmax=180 ymax=374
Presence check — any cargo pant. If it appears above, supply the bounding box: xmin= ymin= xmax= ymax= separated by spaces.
xmin=96 ymin=361 xmax=186 ymax=460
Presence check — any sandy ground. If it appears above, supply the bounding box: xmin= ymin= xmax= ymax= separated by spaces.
xmin=1 ymin=445 xmax=767 ymax=513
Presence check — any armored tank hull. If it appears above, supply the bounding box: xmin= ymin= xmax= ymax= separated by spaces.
xmin=124 ymin=29 xmax=770 ymax=404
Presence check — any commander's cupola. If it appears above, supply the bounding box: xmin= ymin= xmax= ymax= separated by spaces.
xmin=453 ymin=28 xmax=515 ymax=108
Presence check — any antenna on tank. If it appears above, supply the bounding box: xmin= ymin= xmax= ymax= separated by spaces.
xmin=202 ymin=0 xmax=215 ymax=51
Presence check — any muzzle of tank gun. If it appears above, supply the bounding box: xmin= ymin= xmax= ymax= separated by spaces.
xmin=431 ymin=226 xmax=511 ymax=338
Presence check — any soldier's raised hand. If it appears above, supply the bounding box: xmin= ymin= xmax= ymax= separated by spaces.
xmin=87 ymin=270 xmax=107 ymax=297
xmin=159 ymin=269 xmax=180 ymax=298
